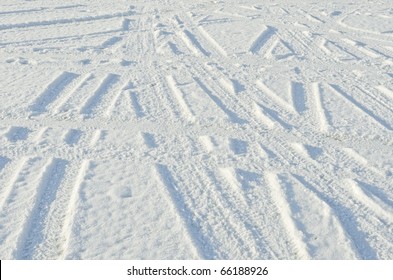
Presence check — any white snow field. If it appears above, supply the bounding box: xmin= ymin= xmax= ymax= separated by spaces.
xmin=0 ymin=0 xmax=392 ymax=260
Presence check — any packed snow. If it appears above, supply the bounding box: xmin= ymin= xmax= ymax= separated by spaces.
xmin=0 ymin=0 xmax=392 ymax=259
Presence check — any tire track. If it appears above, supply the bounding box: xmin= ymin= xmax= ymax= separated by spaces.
xmin=273 ymin=172 xmax=359 ymax=259
xmin=153 ymin=133 xmax=297 ymax=259
xmin=80 ymin=73 xmax=121 ymax=118
xmin=197 ymin=26 xmax=228 ymax=57
xmin=103 ymin=81 xmax=131 ymax=119
xmin=0 ymin=157 xmax=29 ymax=215
xmin=156 ymin=162 xmax=276 ymax=259
xmin=375 ymin=85 xmax=393 ymax=103
xmin=15 ymin=158 xmax=69 ymax=259
xmin=30 ymin=71 xmax=80 ymax=116
xmin=269 ymin=142 xmax=381 ymax=259
xmin=0 ymin=10 xmax=135 ymax=31
xmin=341 ymin=147 xmax=385 ymax=177
xmin=255 ymin=81 xmax=297 ymax=114
xmin=164 ymin=47 xmax=391 ymax=258
xmin=264 ymin=38 xmax=296 ymax=60
xmin=327 ymin=83 xmax=393 ymax=131
xmin=56 ymin=74 xmax=97 ymax=117
xmin=0 ymin=157 xmax=48 ymax=259
xmin=193 ymin=77 xmax=247 ymax=124
xmin=276 ymin=141 xmax=392 ymax=259
xmin=165 ymin=75 xmax=196 ymax=123
xmin=61 ymin=159 xmax=91 ymax=259
xmin=179 ymin=29 xmax=210 ymax=57
xmin=249 ymin=26 xmax=276 ymax=54
xmin=345 ymin=179 xmax=393 ymax=225
xmin=265 ymin=172 xmax=311 ymax=259
xmin=155 ymin=164 xmax=205 ymax=259
xmin=310 ymin=82 xmax=330 ymax=132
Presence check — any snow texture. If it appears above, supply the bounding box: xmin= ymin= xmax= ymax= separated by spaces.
xmin=0 ymin=0 xmax=392 ymax=259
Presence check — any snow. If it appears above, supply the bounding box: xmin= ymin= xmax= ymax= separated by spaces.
xmin=0 ymin=0 xmax=392 ymax=259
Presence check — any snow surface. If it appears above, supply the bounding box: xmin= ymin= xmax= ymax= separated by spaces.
xmin=0 ymin=0 xmax=392 ymax=260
